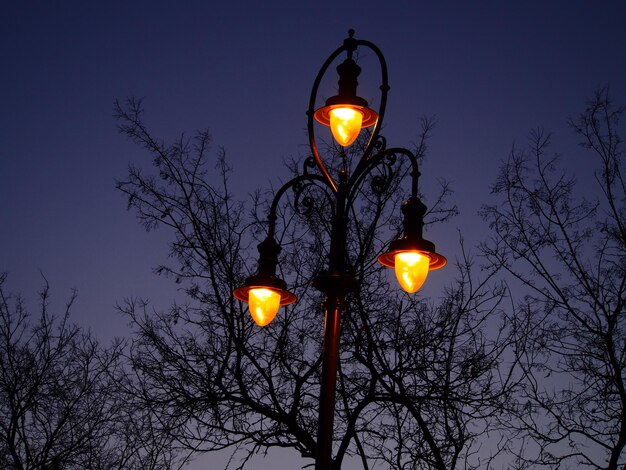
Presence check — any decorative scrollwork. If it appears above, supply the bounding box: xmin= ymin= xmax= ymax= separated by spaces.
xmin=293 ymin=179 xmax=335 ymax=220
xmin=371 ymin=175 xmax=386 ymax=194
xmin=372 ymin=134 xmax=387 ymax=154
xmin=302 ymin=156 xmax=317 ymax=175
xmin=369 ymin=150 xmax=399 ymax=196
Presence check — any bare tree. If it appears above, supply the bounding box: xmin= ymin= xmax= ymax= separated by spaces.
xmin=481 ymin=88 xmax=626 ymax=469
xmin=0 ymin=273 xmax=183 ymax=470
xmin=116 ymin=98 xmax=516 ymax=469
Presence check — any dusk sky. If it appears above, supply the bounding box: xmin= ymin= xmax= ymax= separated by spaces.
xmin=2 ymin=2 xmax=626 ymax=468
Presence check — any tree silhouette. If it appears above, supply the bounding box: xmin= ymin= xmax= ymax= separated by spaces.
xmin=0 ymin=274 xmax=183 ymax=470
xmin=115 ymin=98 xmax=516 ymax=469
xmin=482 ymin=88 xmax=626 ymax=469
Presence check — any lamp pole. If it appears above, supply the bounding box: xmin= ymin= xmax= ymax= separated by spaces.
xmin=234 ymin=30 xmax=446 ymax=470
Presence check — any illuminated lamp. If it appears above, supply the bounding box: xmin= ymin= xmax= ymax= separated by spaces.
xmin=233 ymin=237 xmax=296 ymax=326
xmin=378 ymin=197 xmax=446 ymax=293
xmin=314 ymin=56 xmax=377 ymax=147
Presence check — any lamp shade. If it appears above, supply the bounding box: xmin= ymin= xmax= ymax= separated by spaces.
xmin=378 ymin=243 xmax=446 ymax=293
xmin=233 ymin=237 xmax=297 ymax=326
xmin=313 ymin=55 xmax=378 ymax=147
xmin=314 ymin=102 xmax=377 ymax=147
xmin=378 ymin=198 xmax=446 ymax=293
xmin=233 ymin=278 xmax=297 ymax=327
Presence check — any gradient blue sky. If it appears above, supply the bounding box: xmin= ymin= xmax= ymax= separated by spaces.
xmin=2 ymin=2 xmax=626 ymax=468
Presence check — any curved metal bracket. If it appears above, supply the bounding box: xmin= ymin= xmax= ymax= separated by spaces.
xmin=267 ymin=173 xmax=333 ymax=239
xmin=346 ymin=143 xmax=421 ymax=211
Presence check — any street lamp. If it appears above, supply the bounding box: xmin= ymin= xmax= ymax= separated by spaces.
xmin=233 ymin=29 xmax=446 ymax=469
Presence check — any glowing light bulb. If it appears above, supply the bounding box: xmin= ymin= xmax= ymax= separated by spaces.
xmin=248 ymin=288 xmax=281 ymax=326
xmin=329 ymin=107 xmax=363 ymax=147
xmin=394 ymin=252 xmax=429 ymax=293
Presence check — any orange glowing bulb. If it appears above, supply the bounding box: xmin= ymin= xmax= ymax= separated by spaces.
xmin=248 ymin=288 xmax=281 ymax=326
xmin=394 ymin=252 xmax=429 ymax=293
xmin=329 ymin=107 xmax=363 ymax=147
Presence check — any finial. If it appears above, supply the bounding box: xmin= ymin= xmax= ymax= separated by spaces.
xmin=344 ymin=29 xmax=357 ymax=54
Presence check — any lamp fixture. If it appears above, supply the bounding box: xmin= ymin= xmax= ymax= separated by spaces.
xmin=313 ymin=45 xmax=377 ymax=146
xmin=233 ymin=236 xmax=296 ymax=326
xmin=377 ymin=197 xmax=447 ymax=293
xmin=233 ymin=30 xmax=446 ymax=469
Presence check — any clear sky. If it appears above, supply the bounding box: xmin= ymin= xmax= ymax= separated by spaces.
xmin=2 ymin=1 xmax=626 ymax=468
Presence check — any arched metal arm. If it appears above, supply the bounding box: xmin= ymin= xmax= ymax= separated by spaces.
xmin=267 ymin=173 xmax=333 ymax=239
xmin=346 ymin=145 xmax=420 ymax=210
xmin=348 ymin=39 xmax=389 ymax=178
xmin=307 ymin=46 xmax=345 ymax=193
xmin=306 ymin=33 xmax=389 ymax=193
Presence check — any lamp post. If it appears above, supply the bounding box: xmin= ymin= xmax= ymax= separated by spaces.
xmin=233 ymin=30 xmax=446 ymax=470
